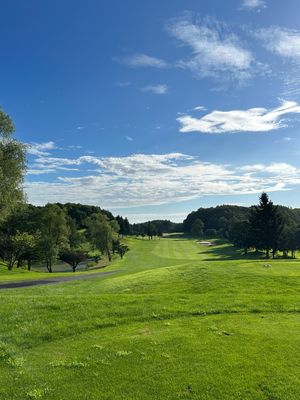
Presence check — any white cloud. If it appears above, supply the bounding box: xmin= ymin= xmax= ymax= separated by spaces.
xmin=255 ymin=27 xmax=300 ymax=97
xmin=241 ymin=0 xmax=266 ymax=11
xmin=27 ymin=141 xmax=57 ymax=156
xmin=125 ymin=136 xmax=133 ymax=141
xmin=141 ymin=84 xmax=168 ymax=95
xmin=122 ymin=53 xmax=169 ymax=68
xmin=194 ymin=106 xmax=207 ymax=111
xmin=166 ymin=16 xmax=256 ymax=83
xmin=240 ymin=163 xmax=298 ymax=175
xmin=256 ymin=27 xmax=300 ymax=59
xmin=25 ymin=152 xmax=300 ymax=208
xmin=177 ymin=100 xmax=300 ymax=133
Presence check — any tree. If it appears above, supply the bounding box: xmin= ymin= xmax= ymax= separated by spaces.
xmin=21 ymin=233 xmax=41 ymax=271
xmin=218 ymin=216 xmax=229 ymax=238
xmin=68 ymin=217 xmax=83 ymax=249
xmin=86 ymin=214 xmax=119 ymax=261
xmin=191 ymin=218 xmax=204 ymax=237
xmin=0 ymin=108 xmax=26 ymax=220
xmin=117 ymin=243 xmax=129 ymax=259
xmin=249 ymin=193 xmax=284 ymax=258
xmin=205 ymin=228 xmax=217 ymax=237
xmin=0 ymin=231 xmax=37 ymax=270
xmin=60 ymin=249 xmax=88 ymax=272
xmin=229 ymin=220 xmax=251 ymax=254
xmin=146 ymin=222 xmax=156 ymax=240
xmin=39 ymin=204 xmax=69 ymax=272
xmin=279 ymin=226 xmax=300 ymax=258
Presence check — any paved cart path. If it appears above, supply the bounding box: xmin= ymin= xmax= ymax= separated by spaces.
xmin=0 ymin=270 xmax=120 ymax=289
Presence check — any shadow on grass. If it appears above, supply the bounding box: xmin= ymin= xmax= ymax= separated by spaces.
xmin=201 ymin=244 xmax=266 ymax=261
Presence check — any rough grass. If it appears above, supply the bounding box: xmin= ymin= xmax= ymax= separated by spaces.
xmin=0 ymin=236 xmax=300 ymax=399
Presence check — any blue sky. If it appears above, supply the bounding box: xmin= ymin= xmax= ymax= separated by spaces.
xmin=1 ymin=0 xmax=300 ymax=222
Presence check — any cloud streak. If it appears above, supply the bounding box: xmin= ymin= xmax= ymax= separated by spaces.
xmin=241 ymin=0 xmax=266 ymax=11
xmin=141 ymin=84 xmax=168 ymax=95
xmin=177 ymin=100 xmax=300 ymax=133
xmin=166 ymin=15 xmax=257 ymax=83
xmin=121 ymin=53 xmax=169 ymax=68
xmin=27 ymin=141 xmax=57 ymax=156
xmin=256 ymin=27 xmax=300 ymax=59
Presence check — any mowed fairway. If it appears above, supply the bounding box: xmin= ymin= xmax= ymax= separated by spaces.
xmin=0 ymin=236 xmax=300 ymax=400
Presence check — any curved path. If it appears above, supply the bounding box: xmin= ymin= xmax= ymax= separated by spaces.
xmin=0 ymin=270 xmax=120 ymax=289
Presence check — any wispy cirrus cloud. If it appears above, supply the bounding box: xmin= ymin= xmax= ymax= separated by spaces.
xmin=256 ymin=27 xmax=300 ymax=59
xmin=177 ymin=100 xmax=300 ymax=134
xmin=255 ymin=27 xmax=300 ymax=97
xmin=141 ymin=84 xmax=168 ymax=95
xmin=166 ymin=15 xmax=258 ymax=84
xmin=121 ymin=53 xmax=169 ymax=68
xmin=241 ymin=0 xmax=266 ymax=11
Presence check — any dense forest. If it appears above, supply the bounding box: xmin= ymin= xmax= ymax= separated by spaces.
xmin=184 ymin=195 xmax=300 ymax=258
xmin=0 ymin=203 xmax=129 ymax=272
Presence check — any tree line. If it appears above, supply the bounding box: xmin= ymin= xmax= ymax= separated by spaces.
xmin=0 ymin=107 xmax=129 ymax=272
xmin=114 ymin=217 xmax=183 ymax=239
xmin=184 ymin=193 xmax=300 ymax=259
xmin=0 ymin=203 xmax=130 ymax=272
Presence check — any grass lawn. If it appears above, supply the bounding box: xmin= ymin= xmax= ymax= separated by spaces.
xmin=0 ymin=236 xmax=300 ymax=399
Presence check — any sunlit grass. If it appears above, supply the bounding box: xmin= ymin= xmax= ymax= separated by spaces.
xmin=0 ymin=236 xmax=300 ymax=399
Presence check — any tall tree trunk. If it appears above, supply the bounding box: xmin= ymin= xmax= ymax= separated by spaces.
xmin=46 ymin=260 xmax=52 ymax=273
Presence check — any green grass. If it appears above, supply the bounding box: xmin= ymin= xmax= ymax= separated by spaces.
xmin=0 ymin=236 xmax=300 ymax=399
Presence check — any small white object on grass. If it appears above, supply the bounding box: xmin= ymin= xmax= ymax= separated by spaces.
xmin=263 ymin=264 xmax=272 ymax=268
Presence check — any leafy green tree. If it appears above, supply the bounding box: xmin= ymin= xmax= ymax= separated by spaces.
xmin=21 ymin=233 xmax=41 ymax=271
xmin=279 ymin=226 xmax=300 ymax=258
xmin=0 ymin=108 xmax=26 ymax=220
xmin=67 ymin=217 xmax=83 ymax=249
xmin=191 ymin=218 xmax=204 ymax=237
xmin=0 ymin=231 xmax=37 ymax=270
xmin=146 ymin=222 xmax=156 ymax=240
xmin=117 ymin=244 xmax=129 ymax=259
xmin=86 ymin=214 xmax=119 ymax=261
xmin=60 ymin=249 xmax=88 ymax=272
xmin=229 ymin=220 xmax=251 ymax=254
xmin=205 ymin=228 xmax=217 ymax=237
xmin=218 ymin=216 xmax=229 ymax=238
xmin=39 ymin=204 xmax=69 ymax=272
